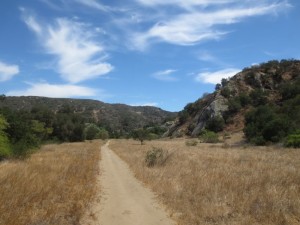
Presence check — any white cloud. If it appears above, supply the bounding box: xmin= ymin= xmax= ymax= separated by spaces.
xmin=7 ymin=82 xmax=98 ymax=98
xmin=152 ymin=69 xmax=178 ymax=81
xmin=130 ymin=102 xmax=159 ymax=107
xmin=23 ymin=14 xmax=113 ymax=83
xmin=0 ymin=61 xmax=20 ymax=82
xmin=136 ymin=0 xmax=234 ymax=9
xmin=132 ymin=1 xmax=291 ymax=50
xmin=196 ymin=68 xmax=240 ymax=84
xmin=74 ymin=0 xmax=111 ymax=11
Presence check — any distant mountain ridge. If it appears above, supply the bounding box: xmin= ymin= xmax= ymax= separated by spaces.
xmin=0 ymin=96 xmax=176 ymax=134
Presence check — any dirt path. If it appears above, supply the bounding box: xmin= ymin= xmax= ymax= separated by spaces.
xmin=84 ymin=141 xmax=176 ymax=225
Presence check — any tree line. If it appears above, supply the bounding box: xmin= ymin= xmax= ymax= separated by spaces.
xmin=0 ymin=103 xmax=110 ymax=159
xmin=0 ymin=100 xmax=168 ymax=160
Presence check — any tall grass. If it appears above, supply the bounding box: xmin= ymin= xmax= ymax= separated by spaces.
xmin=110 ymin=139 xmax=300 ymax=225
xmin=0 ymin=141 xmax=103 ymax=225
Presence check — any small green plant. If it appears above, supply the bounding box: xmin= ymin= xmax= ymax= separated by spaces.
xmin=199 ymin=130 xmax=219 ymax=143
xmin=145 ymin=147 xmax=169 ymax=167
xmin=285 ymin=133 xmax=300 ymax=148
xmin=185 ymin=139 xmax=198 ymax=146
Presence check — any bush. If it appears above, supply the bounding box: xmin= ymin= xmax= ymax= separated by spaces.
xmin=238 ymin=93 xmax=251 ymax=107
xmin=0 ymin=134 xmax=11 ymax=160
xmin=178 ymin=110 xmax=189 ymax=124
xmin=97 ymin=128 xmax=109 ymax=140
xmin=199 ymin=130 xmax=219 ymax=143
xmin=145 ymin=147 xmax=169 ymax=167
xmin=185 ymin=139 xmax=198 ymax=146
xmin=221 ymin=87 xmax=231 ymax=98
xmin=285 ymin=133 xmax=300 ymax=148
xmin=285 ymin=134 xmax=300 ymax=148
xmin=244 ymin=105 xmax=291 ymax=145
xmin=206 ymin=115 xmax=225 ymax=132
xmin=0 ymin=115 xmax=11 ymax=159
xmin=227 ymin=98 xmax=242 ymax=114
xmin=85 ymin=124 xmax=100 ymax=140
xmin=250 ymin=89 xmax=268 ymax=106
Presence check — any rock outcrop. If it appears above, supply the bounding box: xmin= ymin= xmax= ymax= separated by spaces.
xmin=166 ymin=59 xmax=300 ymax=137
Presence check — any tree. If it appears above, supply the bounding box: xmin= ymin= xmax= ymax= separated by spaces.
xmin=249 ymin=89 xmax=268 ymax=106
xmin=97 ymin=128 xmax=109 ymax=140
xmin=0 ymin=115 xmax=11 ymax=159
xmin=0 ymin=94 xmax=6 ymax=101
xmin=215 ymin=83 xmax=222 ymax=91
xmin=85 ymin=124 xmax=100 ymax=140
xmin=84 ymin=124 xmax=109 ymax=140
xmin=221 ymin=78 xmax=229 ymax=87
xmin=244 ymin=105 xmax=290 ymax=145
xmin=131 ymin=128 xmax=150 ymax=145
xmin=206 ymin=116 xmax=225 ymax=132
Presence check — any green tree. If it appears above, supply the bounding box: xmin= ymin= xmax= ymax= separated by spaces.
xmin=244 ymin=105 xmax=290 ymax=145
xmin=131 ymin=128 xmax=150 ymax=145
xmin=85 ymin=124 xmax=100 ymax=140
xmin=206 ymin=116 xmax=225 ymax=132
xmin=249 ymin=89 xmax=268 ymax=106
xmin=97 ymin=128 xmax=109 ymax=140
xmin=0 ymin=115 xmax=11 ymax=159
xmin=221 ymin=78 xmax=229 ymax=87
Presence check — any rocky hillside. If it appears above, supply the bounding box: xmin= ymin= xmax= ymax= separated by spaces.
xmin=0 ymin=96 xmax=176 ymax=134
xmin=166 ymin=59 xmax=300 ymax=141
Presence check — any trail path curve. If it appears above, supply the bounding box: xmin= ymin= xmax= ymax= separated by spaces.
xmin=84 ymin=141 xmax=176 ymax=225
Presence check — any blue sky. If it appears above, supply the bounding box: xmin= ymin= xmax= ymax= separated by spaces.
xmin=0 ymin=0 xmax=299 ymax=112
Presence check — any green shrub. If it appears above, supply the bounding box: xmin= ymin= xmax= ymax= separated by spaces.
xmin=228 ymin=97 xmax=242 ymax=114
xmin=206 ymin=116 xmax=225 ymax=132
xmin=238 ymin=93 xmax=251 ymax=107
xmin=199 ymin=130 xmax=219 ymax=143
xmin=221 ymin=87 xmax=231 ymax=98
xmin=249 ymin=89 xmax=268 ymax=106
xmin=0 ymin=115 xmax=12 ymax=159
xmin=145 ymin=147 xmax=169 ymax=167
xmin=178 ymin=110 xmax=189 ymax=124
xmin=244 ymin=105 xmax=291 ymax=145
xmin=185 ymin=139 xmax=198 ymax=146
xmin=285 ymin=133 xmax=300 ymax=148
xmin=85 ymin=124 xmax=100 ymax=140
xmin=148 ymin=133 xmax=159 ymax=140
xmin=0 ymin=134 xmax=11 ymax=159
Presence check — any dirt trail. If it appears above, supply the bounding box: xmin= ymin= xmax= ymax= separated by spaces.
xmin=83 ymin=141 xmax=176 ymax=225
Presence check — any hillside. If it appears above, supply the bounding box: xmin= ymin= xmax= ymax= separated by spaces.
xmin=0 ymin=96 xmax=176 ymax=135
xmin=166 ymin=59 xmax=300 ymax=145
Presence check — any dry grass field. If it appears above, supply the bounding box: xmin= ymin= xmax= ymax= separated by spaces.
xmin=0 ymin=140 xmax=103 ymax=225
xmin=110 ymin=138 xmax=300 ymax=225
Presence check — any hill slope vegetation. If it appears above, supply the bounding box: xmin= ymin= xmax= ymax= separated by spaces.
xmin=166 ymin=59 xmax=300 ymax=146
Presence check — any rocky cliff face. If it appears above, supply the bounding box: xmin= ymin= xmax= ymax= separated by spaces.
xmin=166 ymin=59 xmax=300 ymax=137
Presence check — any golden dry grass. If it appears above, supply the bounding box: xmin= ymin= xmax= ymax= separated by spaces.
xmin=110 ymin=139 xmax=300 ymax=225
xmin=0 ymin=140 xmax=103 ymax=225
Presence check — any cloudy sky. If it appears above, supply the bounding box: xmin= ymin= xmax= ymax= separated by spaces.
xmin=0 ymin=0 xmax=299 ymax=111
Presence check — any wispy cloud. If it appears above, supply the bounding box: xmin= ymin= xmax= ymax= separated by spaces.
xmin=0 ymin=61 xmax=19 ymax=82
xmin=196 ymin=68 xmax=240 ymax=84
xmin=74 ymin=0 xmax=111 ymax=12
xmin=22 ymin=11 xmax=113 ymax=83
xmin=130 ymin=102 xmax=159 ymax=107
xmin=152 ymin=69 xmax=178 ymax=81
xmin=7 ymin=82 xmax=98 ymax=98
xmin=131 ymin=1 xmax=291 ymax=50
xmin=136 ymin=0 xmax=234 ymax=8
